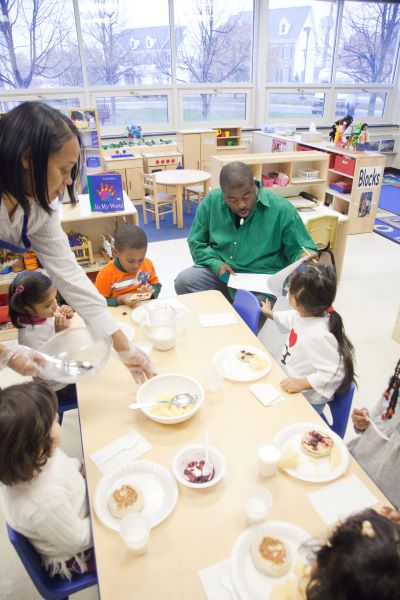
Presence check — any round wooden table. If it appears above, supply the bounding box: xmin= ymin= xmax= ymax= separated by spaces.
xmin=154 ymin=169 xmax=211 ymax=228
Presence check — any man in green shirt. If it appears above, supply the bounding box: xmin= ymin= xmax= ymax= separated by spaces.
xmin=174 ymin=162 xmax=316 ymax=310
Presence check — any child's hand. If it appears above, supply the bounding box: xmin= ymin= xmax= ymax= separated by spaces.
xmin=280 ymin=377 xmax=309 ymax=394
xmin=260 ymin=299 xmax=273 ymax=318
xmin=118 ymin=293 xmax=142 ymax=308
xmin=59 ymin=304 xmax=74 ymax=319
xmin=351 ymin=408 xmax=370 ymax=431
xmin=54 ymin=315 xmax=70 ymax=332
xmin=139 ymin=283 xmax=153 ymax=296
xmin=380 ymin=506 xmax=400 ymax=525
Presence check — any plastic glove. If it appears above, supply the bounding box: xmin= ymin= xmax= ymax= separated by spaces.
xmin=118 ymin=344 xmax=157 ymax=384
xmin=0 ymin=344 xmax=45 ymax=377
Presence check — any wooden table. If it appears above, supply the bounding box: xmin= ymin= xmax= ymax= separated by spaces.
xmin=78 ymin=291 xmax=389 ymax=600
xmin=154 ymin=169 xmax=211 ymax=228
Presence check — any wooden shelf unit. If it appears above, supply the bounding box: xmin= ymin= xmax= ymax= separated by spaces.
xmin=176 ymin=128 xmax=217 ymax=171
xmin=215 ymin=127 xmax=247 ymax=154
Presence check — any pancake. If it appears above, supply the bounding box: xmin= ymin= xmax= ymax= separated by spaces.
xmin=301 ymin=430 xmax=333 ymax=458
xmin=250 ymin=533 xmax=291 ymax=577
xmin=237 ymin=349 xmax=267 ymax=371
xmin=107 ymin=484 xmax=143 ymax=518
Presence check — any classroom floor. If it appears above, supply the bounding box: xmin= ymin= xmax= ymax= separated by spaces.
xmin=1 ymin=231 xmax=399 ymax=599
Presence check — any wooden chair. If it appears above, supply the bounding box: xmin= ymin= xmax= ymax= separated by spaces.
xmin=184 ymin=182 xmax=211 ymax=214
xmin=140 ymin=172 xmax=177 ymax=229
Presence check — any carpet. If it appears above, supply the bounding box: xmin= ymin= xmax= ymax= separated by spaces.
xmin=373 ymin=183 xmax=400 ymax=246
xmin=137 ymin=204 xmax=196 ymax=243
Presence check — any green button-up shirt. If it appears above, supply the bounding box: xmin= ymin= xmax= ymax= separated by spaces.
xmin=188 ymin=184 xmax=317 ymax=275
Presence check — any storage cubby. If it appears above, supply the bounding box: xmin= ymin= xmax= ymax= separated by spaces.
xmin=215 ymin=127 xmax=246 ymax=154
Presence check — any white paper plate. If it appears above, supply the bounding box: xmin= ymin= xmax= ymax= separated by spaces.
xmin=213 ymin=344 xmax=272 ymax=382
xmin=116 ymin=321 xmax=135 ymax=341
xmin=230 ymin=521 xmax=311 ymax=600
xmin=273 ymin=422 xmax=349 ymax=483
xmin=131 ymin=304 xmax=151 ymax=325
xmin=93 ymin=460 xmax=178 ymax=531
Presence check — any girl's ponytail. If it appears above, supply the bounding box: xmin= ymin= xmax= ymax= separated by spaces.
xmin=328 ymin=309 xmax=356 ymax=394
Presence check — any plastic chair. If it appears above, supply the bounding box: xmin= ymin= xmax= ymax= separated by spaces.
xmin=306 ymin=215 xmax=339 ymax=272
xmin=56 ymin=384 xmax=78 ymax=425
xmin=232 ymin=289 xmax=261 ymax=335
xmin=320 ymin=383 xmax=355 ymax=438
xmin=141 ymin=172 xmax=177 ymax=229
xmin=6 ymin=525 xmax=98 ymax=600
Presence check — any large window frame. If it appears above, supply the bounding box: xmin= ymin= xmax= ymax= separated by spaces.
xmin=0 ymin=0 xmax=399 ymax=133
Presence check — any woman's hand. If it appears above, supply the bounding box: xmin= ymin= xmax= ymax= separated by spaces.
xmin=351 ymin=408 xmax=370 ymax=431
xmin=280 ymin=377 xmax=311 ymax=394
xmin=111 ymin=330 xmax=157 ymax=383
xmin=0 ymin=344 xmax=45 ymax=376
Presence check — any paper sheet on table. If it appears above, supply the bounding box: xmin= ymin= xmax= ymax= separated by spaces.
xmin=307 ymin=474 xmax=379 ymax=526
xmin=198 ymin=312 xmax=238 ymax=327
xmin=198 ymin=558 xmax=239 ymax=600
xmin=227 ymin=255 xmax=308 ymax=296
xmin=90 ymin=430 xmax=152 ymax=475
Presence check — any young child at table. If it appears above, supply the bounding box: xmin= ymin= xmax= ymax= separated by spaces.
xmin=95 ymin=224 xmax=161 ymax=308
xmin=348 ymin=358 xmax=400 ymax=509
xmin=261 ymin=263 xmax=355 ymax=413
xmin=0 ymin=381 xmax=94 ymax=579
xmin=8 ymin=271 xmax=77 ymax=408
xmin=305 ymin=509 xmax=400 ymax=599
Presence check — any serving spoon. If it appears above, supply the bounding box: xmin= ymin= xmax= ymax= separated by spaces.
xmin=128 ymin=392 xmax=198 ymax=411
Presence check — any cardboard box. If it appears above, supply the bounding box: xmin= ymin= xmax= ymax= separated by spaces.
xmin=87 ymin=172 xmax=124 ymax=213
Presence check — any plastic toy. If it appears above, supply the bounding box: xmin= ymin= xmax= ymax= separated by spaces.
xmin=126 ymin=124 xmax=143 ymax=140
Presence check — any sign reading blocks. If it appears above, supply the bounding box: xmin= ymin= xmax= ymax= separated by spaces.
xmin=87 ymin=172 xmax=124 ymax=212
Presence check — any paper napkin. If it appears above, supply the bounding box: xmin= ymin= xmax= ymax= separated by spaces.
xmin=198 ymin=312 xmax=238 ymax=327
xmin=90 ymin=430 xmax=152 ymax=475
xmin=307 ymin=474 xmax=379 ymax=526
xmin=198 ymin=558 xmax=239 ymax=600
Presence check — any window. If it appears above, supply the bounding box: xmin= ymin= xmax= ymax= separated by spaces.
xmin=0 ymin=0 xmax=81 ymax=90
xmin=95 ymin=95 xmax=169 ymax=135
xmin=79 ymin=0 xmax=171 ymax=86
xmin=268 ymin=92 xmax=324 ymax=120
xmin=182 ymin=93 xmax=247 ymax=122
xmin=335 ymin=92 xmax=387 ymax=119
xmin=267 ymin=1 xmax=338 ymax=84
xmin=174 ymin=0 xmax=253 ymax=85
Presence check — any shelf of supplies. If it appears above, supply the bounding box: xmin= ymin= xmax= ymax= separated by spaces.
xmin=328 ymin=168 xmax=354 ymax=179
xmin=327 ymin=189 xmax=352 ymax=202
xmin=291 ymin=177 xmax=325 ymax=185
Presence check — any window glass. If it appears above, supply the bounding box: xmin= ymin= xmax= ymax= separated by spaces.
xmin=0 ymin=99 xmax=80 ymax=113
xmin=337 ymin=2 xmax=400 ymax=84
xmin=0 ymin=0 xmax=81 ymax=90
xmin=267 ymin=1 xmax=338 ymax=84
xmin=268 ymin=92 xmax=324 ymax=119
xmin=335 ymin=92 xmax=386 ymax=119
xmin=79 ymin=0 xmax=171 ymax=86
xmin=182 ymin=93 xmax=246 ymax=122
xmin=174 ymin=0 xmax=253 ymax=85
xmin=95 ymin=96 xmax=168 ymax=135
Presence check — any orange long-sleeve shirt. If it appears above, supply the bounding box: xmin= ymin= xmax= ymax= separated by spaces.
xmin=95 ymin=257 xmax=161 ymax=305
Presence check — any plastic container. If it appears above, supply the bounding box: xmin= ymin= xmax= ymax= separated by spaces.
xmin=261 ymin=175 xmax=275 ymax=187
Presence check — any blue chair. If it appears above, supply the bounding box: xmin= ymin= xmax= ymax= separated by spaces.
xmin=6 ymin=524 xmax=97 ymax=600
xmin=320 ymin=383 xmax=356 ymax=438
xmin=232 ymin=289 xmax=261 ymax=335
xmin=56 ymin=384 xmax=78 ymax=425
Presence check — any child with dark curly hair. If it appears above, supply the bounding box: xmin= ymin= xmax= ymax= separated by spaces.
xmin=348 ymin=358 xmax=400 ymax=508
xmin=306 ymin=509 xmax=400 ymax=600
xmin=0 ymin=381 xmax=94 ymax=578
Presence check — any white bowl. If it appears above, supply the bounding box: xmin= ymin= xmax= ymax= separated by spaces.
xmin=40 ymin=326 xmax=111 ymax=384
xmin=172 ymin=444 xmax=226 ymax=489
xmin=134 ymin=373 xmax=204 ymax=424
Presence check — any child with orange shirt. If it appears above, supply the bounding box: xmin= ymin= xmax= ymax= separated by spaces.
xmin=95 ymin=224 xmax=161 ymax=308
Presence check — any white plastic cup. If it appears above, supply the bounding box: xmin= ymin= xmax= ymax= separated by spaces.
xmin=206 ymin=367 xmax=224 ymax=393
xmin=257 ymin=444 xmax=282 ymax=478
xmin=243 ymin=485 xmax=272 ymax=525
xmin=119 ymin=513 xmax=151 ymax=555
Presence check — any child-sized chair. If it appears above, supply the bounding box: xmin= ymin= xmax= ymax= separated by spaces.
xmin=320 ymin=383 xmax=356 ymax=438
xmin=6 ymin=524 xmax=98 ymax=600
xmin=140 ymin=172 xmax=177 ymax=229
xmin=233 ymin=289 xmax=261 ymax=335
xmin=306 ymin=215 xmax=339 ymax=272
xmin=56 ymin=384 xmax=78 ymax=425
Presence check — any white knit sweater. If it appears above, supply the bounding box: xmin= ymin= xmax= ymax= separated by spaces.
xmin=0 ymin=448 xmax=93 ymax=577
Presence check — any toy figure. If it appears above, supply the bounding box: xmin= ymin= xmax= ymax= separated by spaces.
xmin=126 ymin=124 xmax=143 ymax=140
xmin=358 ymin=123 xmax=369 ymax=145
xmin=351 ymin=121 xmax=363 ymax=147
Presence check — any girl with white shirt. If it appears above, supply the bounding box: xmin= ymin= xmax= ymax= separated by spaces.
xmin=261 ymin=263 xmax=356 ymax=413
xmin=0 ymin=102 xmax=155 ymax=383
xmin=0 ymin=381 xmax=94 ymax=579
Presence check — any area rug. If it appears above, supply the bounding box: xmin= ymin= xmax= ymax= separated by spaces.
xmin=374 ymin=184 xmax=400 ymax=246
xmin=137 ymin=205 xmax=196 ymax=243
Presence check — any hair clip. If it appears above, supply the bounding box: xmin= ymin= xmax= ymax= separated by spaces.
xmin=326 ymin=306 xmax=334 ymax=313
xmin=361 ymin=520 xmax=375 ymax=538
xmin=15 ymin=285 xmax=24 ymax=294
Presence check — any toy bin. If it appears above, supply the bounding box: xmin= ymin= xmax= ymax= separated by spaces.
xmin=329 ymin=180 xmax=352 ymax=194
xmin=333 ymin=155 xmax=355 ymax=177
xmin=262 ymin=175 xmax=275 ymax=187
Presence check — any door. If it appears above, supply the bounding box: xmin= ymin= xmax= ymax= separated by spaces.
xmin=126 ymin=168 xmax=144 ymax=201
xmin=200 ymin=132 xmax=217 ymax=171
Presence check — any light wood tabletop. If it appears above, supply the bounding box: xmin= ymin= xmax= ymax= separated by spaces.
xmin=77 ymin=291 xmax=389 ymax=600
xmin=154 ymin=169 xmax=211 ymax=228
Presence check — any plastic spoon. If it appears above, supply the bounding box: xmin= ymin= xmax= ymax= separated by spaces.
xmin=128 ymin=392 xmax=198 ymax=411
xmin=203 ymin=430 xmax=214 ymax=476
xmin=366 ymin=416 xmax=390 ymax=441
